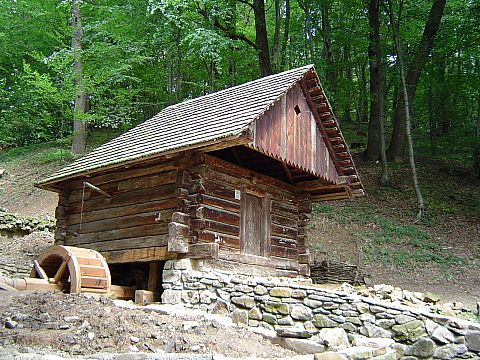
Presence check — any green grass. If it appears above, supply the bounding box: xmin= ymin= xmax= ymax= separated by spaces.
xmin=312 ymin=202 xmax=465 ymax=268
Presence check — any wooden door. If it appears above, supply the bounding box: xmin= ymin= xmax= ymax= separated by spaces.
xmin=240 ymin=192 xmax=271 ymax=257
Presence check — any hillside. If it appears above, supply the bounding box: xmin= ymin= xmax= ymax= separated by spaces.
xmin=0 ymin=133 xmax=479 ymax=309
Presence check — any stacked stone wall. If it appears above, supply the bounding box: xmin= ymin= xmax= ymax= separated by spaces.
xmin=161 ymin=259 xmax=480 ymax=359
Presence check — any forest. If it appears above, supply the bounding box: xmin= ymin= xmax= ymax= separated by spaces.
xmin=0 ymin=0 xmax=479 ymax=182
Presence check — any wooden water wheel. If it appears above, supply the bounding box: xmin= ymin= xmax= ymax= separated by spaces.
xmin=30 ymin=245 xmax=111 ymax=294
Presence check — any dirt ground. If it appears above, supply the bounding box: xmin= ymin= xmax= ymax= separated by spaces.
xmin=0 ymin=291 xmax=296 ymax=358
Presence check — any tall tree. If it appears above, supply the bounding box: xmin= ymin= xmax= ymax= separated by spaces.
xmin=387 ymin=0 xmax=425 ymax=218
xmin=387 ymin=0 xmax=447 ymax=161
xmin=365 ymin=0 xmax=381 ymax=161
xmin=253 ymin=0 xmax=273 ymax=76
xmin=71 ymin=0 xmax=87 ymax=154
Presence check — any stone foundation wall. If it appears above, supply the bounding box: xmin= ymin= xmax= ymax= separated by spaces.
xmin=161 ymin=259 xmax=480 ymax=359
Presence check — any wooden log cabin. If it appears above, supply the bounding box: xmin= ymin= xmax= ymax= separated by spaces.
xmin=37 ymin=65 xmax=364 ymax=289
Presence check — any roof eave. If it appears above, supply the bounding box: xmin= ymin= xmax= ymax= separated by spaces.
xmin=36 ymin=131 xmax=253 ymax=192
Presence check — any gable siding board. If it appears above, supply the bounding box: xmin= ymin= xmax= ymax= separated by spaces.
xmin=253 ymin=84 xmax=339 ymax=184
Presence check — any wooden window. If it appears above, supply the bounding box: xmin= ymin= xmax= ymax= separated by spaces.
xmin=240 ymin=191 xmax=271 ymax=257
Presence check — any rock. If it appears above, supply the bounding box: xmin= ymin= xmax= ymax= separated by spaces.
xmin=405 ymin=337 xmax=435 ymax=358
xmin=291 ymin=305 xmax=313 ymax=321
xmin=128 ymin=345 xmax=139 ymax=352
xmin=313 ymin=314 xmax=338 ymax=328
xmin=340 ymin=322 xmax=357 ymax=333
xmin=359 ymin=323 xmax=392 ymax=338
xmin=199 ymin=290 xmax=216 ymax=304
xmin=424 ymin=292 xmax=441 ymax=304
xmin=465 ymin=330 xmax=480 ymax=351
xmin=261 ymin=301 xmax=289 ymax=315
xmin=372 ymin=348 xmax=396 ymax=360
xmin=277 ymin=327 xmax=312 ymax=339
xmin=425 ymin=320 xmax=455 ymax=344
xmin=269 ymin=287 xmax=292 ymax=298
xmin=248 ymin=307 xmax=263 ymax=320
xmin=304 ymin=298 xmax=324 ymax=308
xmin=129 ymin=336 xmax=140 ymax=343
xmin=181 ymin=290 xmax=200 ymax=304
xmin=434 ymin=344 xmax=468 ymax=359
xmin=162 ymin=270 xmax=182 ymax=283
xmin=376 ymin=319 xmax=395 ymax=329
xmin=391 ymin=320 xmax=426 ymax=341
xmin=318 ymin=328 xmax=350 ymax=350
xmin=182 ymin=321 xmax=200 ymax=331
xmin=278 ymin=316 xmax=295 ymax=326
xmin=231 ymin=309 xmax=248 ymax=325
xmin=0 ymin=168 xmax=5 ymax=178
xmin=359 ymin=313 xmax=376 ymax=323
xmin=231 ymin=295 xmax=255 ymax=309
xmin=253 ymin=285 xmax=268 ymax=295
xmin=356 ymin=303 xmax=370 ymax=314
xmin=262 ymin=313 xmax=278 ymax=325
xmin=314 ymin=351 xmax=348 ymax=360
xmin=292 ymin=289 xmax=308 ymax=298
xmin=352 ymin=337 xmax=394 ymax=349
xmin=190 ymin=345 xmax=201 ymax=352
xmin=64 ymin=316 xmax=81 ymax=322
xmin=329 ymin=315 xmax=346 ymax=324
xmin=87 ymin=332 xmax=95 ymax=340
xmin=211 ymin=299 xmax=229 ymax=314
xmin=161 ymin=289 xmax=182 ymax=304
xmin=5 ymin=320 xmax=17 ymax=329
xmin=340 ymin=346 xmax=374 ymax=359
xmin=394 ymin=314 xmax=416 ymax=324
xmin=280 ymin=338 xmax=326 ymax=354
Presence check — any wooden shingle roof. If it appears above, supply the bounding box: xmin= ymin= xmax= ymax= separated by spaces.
xmin=38 ymin=65 xmax=364 ymax=198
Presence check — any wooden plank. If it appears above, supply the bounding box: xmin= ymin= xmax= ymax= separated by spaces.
xmin=271 ymin=245 xmax=298 ymax=259
xmin=218 ymin=252 xmax=299 ymax=271
xmin=69 ymin=222 xmax=170 ymax=245
xmin=148 ymin=262 xmax=160 ymax=291
xmin=186 ymin=242 xmax=219 ymax=259
xmin=191 ymin=205 xmax=240 ymax=226
xmin=69 ymin=184 xmax=177 ymax=214
xmin=271 ymin=213 xmax=298 ymax=229
xmin=33 ymin=260 xmax=48 ymax=280
xmin=69 ymin=170 xmax=177 ymax=202
xmin=53 ymin=258 xmax=69 ymax=283
xmin=191 ymin=219 xmax=239 ymax=236
xmin=76 ymin=234 xmax=169 ymax=252
xmin=271 ymin=223 xmax=297 ymax=239
xmin=196 ymin=230 xmax=240 ymax=249
xmin=135 ymin=290 xmax=160 ymax=305
xmin=271 ymin=236 xmax=298 ymax=249
xmin=102 ymin=246 xmax=175 ymax=264
xmin=68 ymin=211 xmax=168 ymax=234
xmin=68 ymin=163 xmax=178 ymax=191
xmin=168 ymin=222 xmax=189 ymax=253
xmin=190 ymin=194 xmax=240 ymax=213
xmin=67 ymin=198 xmax=177 ymax=225
xmin=79 ymin=265 xmax=107 ymax=277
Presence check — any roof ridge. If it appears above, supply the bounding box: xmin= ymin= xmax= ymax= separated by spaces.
xmin=162 ymin=64 xmax=314 ymax=112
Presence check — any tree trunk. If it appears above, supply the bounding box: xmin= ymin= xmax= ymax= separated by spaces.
xmin=272 ymin=0 xmax=281 ymax=71
xmin=321 ymin=0 xmax=336 ymax=96
xmin=253 ymin=0 xmax=273 ymax=76
xmin=71 ymin=0 xmax=87 ymax=154
xmin=387 ymin=0 xmax=425 ymax=219
xmin=175 ymin=28 xmax=182 ymax=101
xmin=365 ymin=0 xmax=381 ymax=161
xmin=387 ymin=0 xmax=447 ymax=161
xmin=343 ymin=45 xmax=352 ymax=123
xmin=279 ymin=0 xmax=290 ymax=71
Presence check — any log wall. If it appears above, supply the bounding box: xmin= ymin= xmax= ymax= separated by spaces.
xmin=54 ymin=160 xmax=181 ymax=262
xmin=188 ymin=154 xmax=311 ymax=274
